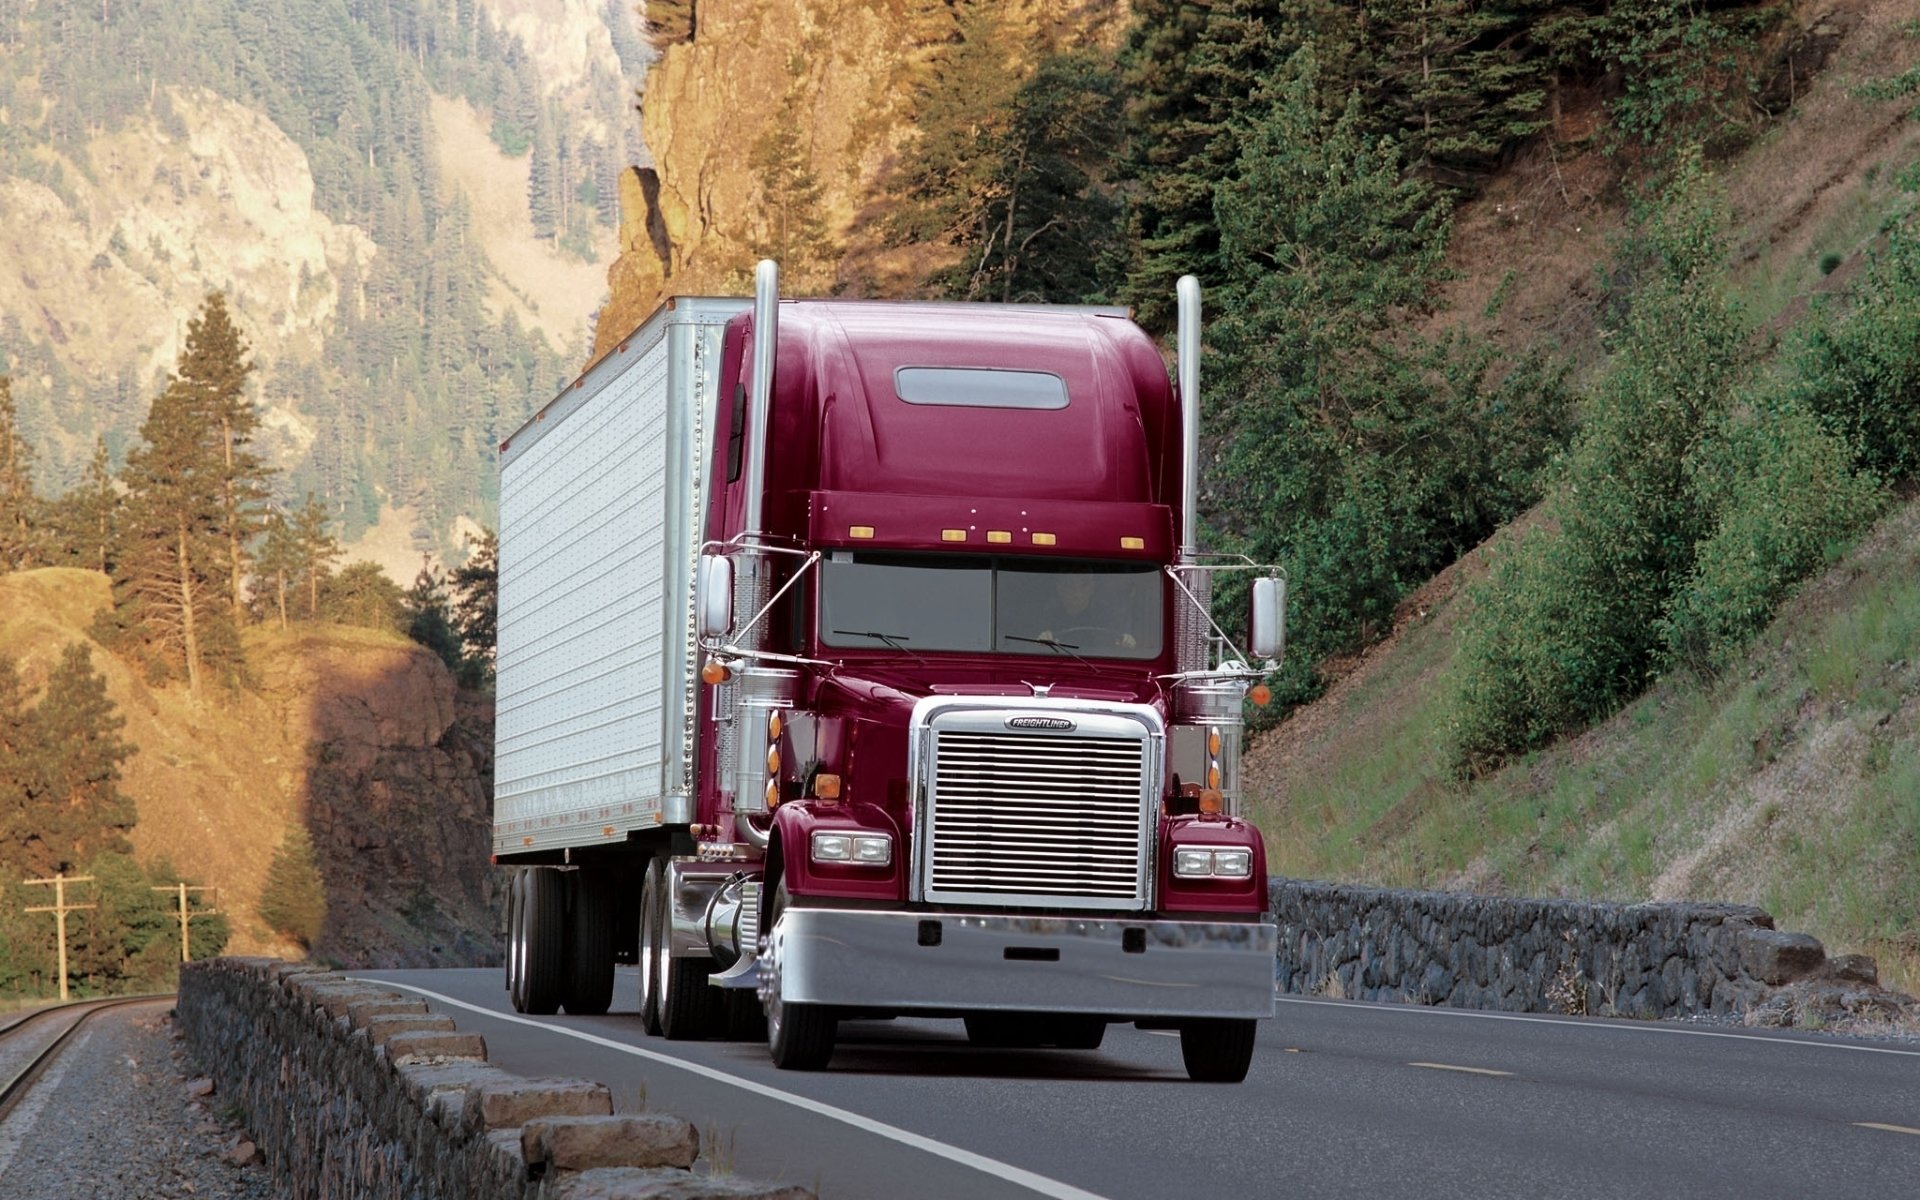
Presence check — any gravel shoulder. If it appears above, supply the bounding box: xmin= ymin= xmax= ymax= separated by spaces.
xmin=0 ymin=999 xmax=275 ymax=1200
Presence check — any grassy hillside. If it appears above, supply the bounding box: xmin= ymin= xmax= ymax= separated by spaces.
xmin=1248 ymin=493 xmax=1920 ymax=998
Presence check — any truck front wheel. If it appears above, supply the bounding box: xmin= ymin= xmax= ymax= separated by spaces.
xmin=764 ymin=882 xmax=835 ymax=1070
xmin=1179 ymin=1018 xmax=1257 ymax=1082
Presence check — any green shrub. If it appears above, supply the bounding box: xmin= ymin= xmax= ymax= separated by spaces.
xmin=1792 ymin=226 xmax=1920 ymax=480
xmin=1660 ymin=392 xmax=1882 ymax=671
xmin=1450 ymin=154 xmax=1746 ymax=772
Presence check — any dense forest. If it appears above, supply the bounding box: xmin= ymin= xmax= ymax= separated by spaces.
xmin=819 ymin=0 xmax=1919 ymax=773
xmin=0 ymin=0 xmax=649 ymax=552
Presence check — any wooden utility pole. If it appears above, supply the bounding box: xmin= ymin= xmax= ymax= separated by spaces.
xmin=151 ymin=883 xmax=218 ymax=963
xmin=24 ymin=873 xmax=95 ymax=1001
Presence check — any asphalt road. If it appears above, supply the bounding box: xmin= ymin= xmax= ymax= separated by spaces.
xmin=359 ymin=968 xmax=1920 ymax=1200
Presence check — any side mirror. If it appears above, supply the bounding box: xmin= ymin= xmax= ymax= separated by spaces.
xmin=697 ymin=555 xmax=734 ymax=639
xmin=1248 ymin=576 xmax=1285 ymax=661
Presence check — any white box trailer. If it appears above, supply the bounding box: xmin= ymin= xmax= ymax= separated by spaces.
xmin=492 ymin=298 xmax=746 ymax=858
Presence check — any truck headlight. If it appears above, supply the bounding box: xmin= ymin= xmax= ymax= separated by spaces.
xmin=812 ymin=831 xmax=891 ymax=867
xmin=1173 ymin=845 xmax=1252 ymax=879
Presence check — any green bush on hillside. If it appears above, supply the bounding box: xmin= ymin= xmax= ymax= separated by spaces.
xmin=1660 ymin=392 xmax=1882 ymax=671
xmin=1450 ymin=154 xmax=1748 ymax=772
xmin=1791 ymin=225 xmax=1920 ymax=480
xmin=1450 ymin=153 xmax=1886 ymax=772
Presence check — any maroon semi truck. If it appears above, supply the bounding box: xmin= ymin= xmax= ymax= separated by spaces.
xmin=493 ymin=263 xmax=1284 ymax=1081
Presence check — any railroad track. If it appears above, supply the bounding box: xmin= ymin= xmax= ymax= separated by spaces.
xmin=0 ymin=995 xmax=171 ymax=1126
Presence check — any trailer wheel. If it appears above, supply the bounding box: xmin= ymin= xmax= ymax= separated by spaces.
xmin=562 ymin=868 xmax=615 ymax=1015
xmin=521 ymin=867 xmax=567 ymax=1015
xmin=764 ymin=882 xmax=835 ymax=1070
xmin=1179 ymin=1018 xmax=1257 ymax=1082
xmin=506 ymin=869 xmax=527 ymax=1010
xmin=637 ymin=859 xmax=665 ymax=1034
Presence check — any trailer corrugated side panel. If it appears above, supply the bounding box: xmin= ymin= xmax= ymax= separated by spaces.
xmin=493 ymin=299 xmax=745 ymax=856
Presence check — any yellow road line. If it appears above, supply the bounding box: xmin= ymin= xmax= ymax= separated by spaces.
xmin=1854 ymin=1122 xmax=1920 ymax=1136
xmin=1409 ymin=1061 xmax=1513 ymax=1077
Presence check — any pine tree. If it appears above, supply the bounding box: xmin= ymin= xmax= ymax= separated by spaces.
xmin=749 ymin=91 xmax=839 ymax=293
xmin=258 ymin=825 xmax=327 ymax=948
xmin=167 ymin=293 xmax=269 ymax=618
xmin=0 ymin=658 xmax=35 ymax=876
xmin=402 ymin=556 xmax=464 ymax=672
xmin=291 ymin=493 xmax=340 ymax=619
xmin=45 ymin=438 xmax=118 ymax=574
xmin=111 ymin=371 xmax=228 ymax=696
xmin=16 ymin=642 xmax=135 ymax=875
xmin=450 ymin=526 xmax=496 ymax=682
xmin=253 ymin=506 xmax=303 ymax=630
xmin=0 ymin=375 xmax=39 ymax=571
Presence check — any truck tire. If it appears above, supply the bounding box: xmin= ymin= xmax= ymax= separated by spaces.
xmin=658 ymin=949 xmax=721 ymax=1040
xmin=764 ymin=882 xmax=835 ymax=1070
xmin=562 ymin=868 xmax=615 ymax=1015
xmin=506 ymin=869 xmax=527 ymax=1011
xmin=1179 ymin=1018 xmax=1256 ymax=1082
xmin=521 ymin=867 xmax=567 ymax=1016
xmin=637 ymin=858 xmax=665 ymax=1035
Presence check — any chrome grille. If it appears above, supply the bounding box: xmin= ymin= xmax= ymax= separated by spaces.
xmin=926 ymin=729 xmax=1149 ymax=906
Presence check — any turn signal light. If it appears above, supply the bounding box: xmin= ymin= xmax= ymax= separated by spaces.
xmin=767 ymin=746 xmax=781 ymax=775
xmin=1250 ymin=684 xmax=1272 ymax=707
xmin=701 ymin=659 xmax=730 ymax=685
xmin=764 ymin=779 xmax=781 ymax=809
xmin=1206 ymin=765 xmax=1222 ymax=789
xmin=1198 ymin=788 xmax=1224 ymax=815
xmin=768 ymin=710 xmax=784 ymax=739
xmin=1207 ymin=728 xmax=1223 ymax=755
xmin=812 ymin=773 xmax=843 ymax=800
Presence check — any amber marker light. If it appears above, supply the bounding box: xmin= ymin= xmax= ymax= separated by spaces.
xmin=1031 ymin=532 xmax=1056 ymax=546
xmin=765 ymin=779 xmax=781 ymax=809
xmin=849 ymin=525 xmax=875 ymax=539
xmin=987 ymin=531 xmax=1012 ymax=544
xmin=1250 ymin=684 xmax=1273 ymax=707
xmin=1198 ymin=789 xmax=1225 ymax=816
xmin=1207 ymin=729 xmax=1223 ymax=755
xmin=812 ymin=773 xmax=843 ymax=801
xmin=1121 ymin=536 xmax=1145 ymax=550
xmin=768 ymin=711 xmax=784 ymax=739
xmin=1207 ymin=765 xmax=1222 ymax=789
xmin=701 ymin=659 xmax=730 ymax=685
xmin=767 ymin=745 xmax=781 ymax=775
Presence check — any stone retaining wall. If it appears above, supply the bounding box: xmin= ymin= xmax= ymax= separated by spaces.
xmin=1269 ymin=880 xmax=1913 ymax=1024
xmin=177 ymin=958 xmax=812 ymax=1200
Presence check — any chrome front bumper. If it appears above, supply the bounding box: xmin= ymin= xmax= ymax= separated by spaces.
xmin=771 ymin=908 xmax=1276 ymax=1020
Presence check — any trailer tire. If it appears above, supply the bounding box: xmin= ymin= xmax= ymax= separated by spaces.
xmin=764 ymin=882 xmax=835 ymax=1070
xmin=521 ymin=867 xmax=567 ymax=1016
xmin=1179 ymin=1018 xmax=1256 ymax=1082
xmin=637 ymin=858 xmax=665 ymax=1035
xmin=562 ymin=868 xmax=615 ymax=1015
xmin=506 ymin=869 xmax=527 ymax=1011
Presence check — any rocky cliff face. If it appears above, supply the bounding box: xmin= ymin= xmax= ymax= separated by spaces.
xmin=595 ymin=0 xmax=1119 ymax=354
xmin=0 ymin=569 xmax=498 ymax=967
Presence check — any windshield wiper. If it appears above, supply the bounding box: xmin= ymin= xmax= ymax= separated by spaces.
xmin=831 ymin=629 xmax=926 ymax=662
xmin=1002 ymin=633 xmax=1095 ymax=669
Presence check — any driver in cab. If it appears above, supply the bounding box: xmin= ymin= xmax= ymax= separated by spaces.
xmin=1037 ymin=574 xmax=1138 ymax=650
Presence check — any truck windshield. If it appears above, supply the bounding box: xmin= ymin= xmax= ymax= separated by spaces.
xmin=818 ymin=553 xmax=1163 ymax=660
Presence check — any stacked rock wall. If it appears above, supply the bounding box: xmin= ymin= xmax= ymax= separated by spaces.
xmin=177 ymin=958 xmax=810 ymax=1200
xmin=1269 ymin=880 xmax=1910 ymax=1022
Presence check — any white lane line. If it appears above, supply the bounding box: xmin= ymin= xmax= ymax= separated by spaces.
xmin=1409 ymin=1061 xmax=1513 ymax=1077
xmin=1276 ymin=996 xmax=1920 ymax=1057
xmin=1855 ymin=1122 xmax=1920 ymax=1136
xmin=367 ymin=981 xmax=1114 ymax=1200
